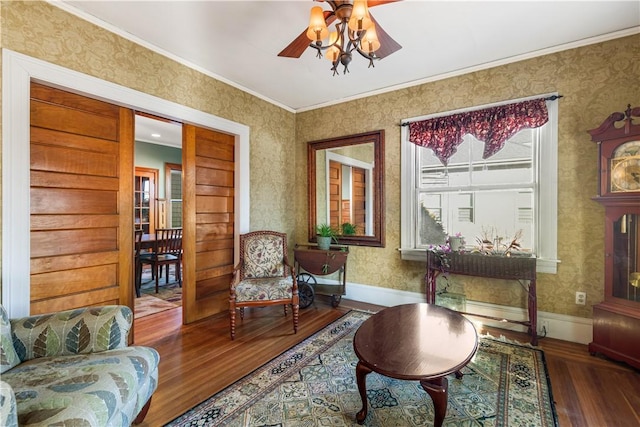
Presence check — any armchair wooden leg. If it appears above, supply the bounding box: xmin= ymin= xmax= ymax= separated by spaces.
xmin=293 ymin=304 xmax=299 ymax=334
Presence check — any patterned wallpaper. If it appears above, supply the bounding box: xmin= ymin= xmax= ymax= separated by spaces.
xmin=1 ymin=0 xmax=297 ymax=238
xmin=295 ymin=33 xmax=640 ymax=318
xmin=2 ymin=1 xmax=640 ymax=318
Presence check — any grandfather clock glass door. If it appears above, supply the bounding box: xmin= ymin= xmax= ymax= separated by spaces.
xmin=613 ymin=214 xmax=640 ymax=303
xmin=134 ymin=167 xmax=157 ymax=234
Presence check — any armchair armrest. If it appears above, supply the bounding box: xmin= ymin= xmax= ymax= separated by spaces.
xmin=10 ymin=305 xmax=132 ymax=362
xmin=282 ymin=256 xmax=296 ymax=284
xmin=230 ymin=262 xmax=242 ymax=289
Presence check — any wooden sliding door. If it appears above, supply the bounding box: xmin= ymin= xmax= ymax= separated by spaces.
xmin=182 ymin=124 xmax=235 ymax=323
xmin=29 ymin=82 xmax=134 ymax=314
xmin=352 ymin=166 xmax=367 ymax=233
xmin=329 ymin=160 xmax=342 ymax=228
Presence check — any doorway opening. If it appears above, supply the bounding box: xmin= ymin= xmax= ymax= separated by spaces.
xmin=134 ymin=114 xmax=184 ymax=319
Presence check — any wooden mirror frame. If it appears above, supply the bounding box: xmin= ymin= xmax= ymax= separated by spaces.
xmin=308 ymin=130 xmax=385 ymax=247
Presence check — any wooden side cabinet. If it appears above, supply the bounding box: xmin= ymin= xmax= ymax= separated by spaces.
xmin=587 ymin=105 xmax=640 ymax=369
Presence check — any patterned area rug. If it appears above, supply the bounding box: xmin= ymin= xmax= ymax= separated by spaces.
xmin=134 ymin=267 xmax=182 ymax=319
xmin=134 ymin=294 xmax=179 ymax=319
xmin=167 ymin=310 xmax=558 ymax=426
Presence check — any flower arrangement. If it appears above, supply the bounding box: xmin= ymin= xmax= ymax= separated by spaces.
xmin=427 ymin=232 xmax=466 ymax=281
xmin=472 ymin=227 xmax=524 ymax=256
xmin=448 ymin=232 xmax=466 ymax=251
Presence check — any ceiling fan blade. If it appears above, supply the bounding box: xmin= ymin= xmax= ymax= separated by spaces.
xmin=370 ymin=14 xmax=402 ymax=58
xmin=278 ymin=11 xmax=337 ymax=58
xmin=278 ymin=29 xmax=312 ymax=58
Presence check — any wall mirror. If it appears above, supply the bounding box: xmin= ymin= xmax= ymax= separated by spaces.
xmin=308 ymin=130 xmax=385 ymax=247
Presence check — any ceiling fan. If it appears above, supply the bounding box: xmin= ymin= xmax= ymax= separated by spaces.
xmin=278 ymin=0 xmax=402 ymax=75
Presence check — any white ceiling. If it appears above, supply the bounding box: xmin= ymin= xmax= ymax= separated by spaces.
xmin=57 ymin=0 xmax=639 ymax=146
xmin=134 ymin=115 xmax=183 ymax=148
xmin=58 ymin=1 xmax=639 ymax=114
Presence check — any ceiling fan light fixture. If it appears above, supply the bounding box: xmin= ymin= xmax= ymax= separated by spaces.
xmin=325 ymin=32 xmax=341 ymax=61
xmin=360 ymin=24 xmax=380 ymax=54
xmin=277 ymin=0 xmax=402 ymax=75
xmin=306 ymin=6 xmax=329 ymax=44
xmin=325 ymin=45 xmax=341 ymax=62
xmin=348 ymin=0 xmax=372 ymax=32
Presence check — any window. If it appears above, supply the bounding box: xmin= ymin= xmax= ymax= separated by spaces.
xmin=400 ymin=96 xmax=558 ymax=273
xmin=165 ymin=163 xmax=183 ymax=228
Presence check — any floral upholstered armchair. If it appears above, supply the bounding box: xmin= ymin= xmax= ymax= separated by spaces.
xmin=229 ymin=230 xmax=299 ymax=340
xmin=0 ymin=304 xmax=159 ymax=426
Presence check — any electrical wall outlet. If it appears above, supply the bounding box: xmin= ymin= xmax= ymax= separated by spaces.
xmin=539 ymin=319 xmax=549 ymax=336
xmin=575 ymin=291 xmax=586 ymax=305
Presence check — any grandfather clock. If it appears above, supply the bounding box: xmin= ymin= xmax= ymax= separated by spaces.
xmin=587 ymin=105 xmax=640 ymax=369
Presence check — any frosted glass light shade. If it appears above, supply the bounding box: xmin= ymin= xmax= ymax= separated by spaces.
xmin=307 ymin=6 xmax=329 ymax=42
xmin=325 ymin=45 xmax=341 ymax=62
xmin=360 ymin=24 xmax=380 ymax=54
xmin=348 ymin=0 xmax=372 ymax=32
xmin=324 ymin=31 xmax=341 ymax=61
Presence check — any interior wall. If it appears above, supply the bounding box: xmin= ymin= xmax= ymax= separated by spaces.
xmin=0 ymin=0 xmax=297 ymax=244
xmin=135 ymin=141 xmax=182 ymax=199
xmin=2 ymin=1 xmax=639 ymax=321
xmin=295 ymin=33 xmax=640 ymax=319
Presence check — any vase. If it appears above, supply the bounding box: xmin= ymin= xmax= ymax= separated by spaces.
xmin=449 ymin=236 xmax=464 ymax=251
xmin=317 ymin=236 xmax=332 ymax=250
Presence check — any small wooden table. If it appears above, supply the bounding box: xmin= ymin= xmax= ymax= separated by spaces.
xmin=294 ymin=245 xmax=348 ymax=308
xmin=353 ymin=303 xmax=478 ymax=426
xmin=426 ymin=251 xmax=538 ymax=345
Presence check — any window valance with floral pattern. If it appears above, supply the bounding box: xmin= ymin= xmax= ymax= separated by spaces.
xmin=408 ymin=98 xmax=549 ymax=165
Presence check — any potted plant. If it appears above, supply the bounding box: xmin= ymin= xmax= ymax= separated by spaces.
xmin=316 ymin=223 xmax=337 ymax=250
xmin=448 ymin=233 xmax=465 ymax=251
xmin=341 ymin=222 xmax=358 ymax=236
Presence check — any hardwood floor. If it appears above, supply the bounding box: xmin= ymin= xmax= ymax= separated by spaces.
xmin=133 ymin=297 xmax=640 ymax=426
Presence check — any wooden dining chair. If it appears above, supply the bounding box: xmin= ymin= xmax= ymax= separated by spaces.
xmin=134 ymin=229 xmax=144 ymax=297
xmin=139 ymin=228 xmax=182 ymax=293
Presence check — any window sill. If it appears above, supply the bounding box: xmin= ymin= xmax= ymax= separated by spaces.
xmin=398 ymin=248 xmax=558 ymax=274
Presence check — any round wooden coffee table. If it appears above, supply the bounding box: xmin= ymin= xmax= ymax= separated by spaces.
xmin=353 ymin=303 xmax=478 ymax=426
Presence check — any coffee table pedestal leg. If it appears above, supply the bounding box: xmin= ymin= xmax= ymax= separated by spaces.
xmin=355 ymin=362 xmax=372 ymax=424
xmin=420 ymin=377 xmax=448 ymax=427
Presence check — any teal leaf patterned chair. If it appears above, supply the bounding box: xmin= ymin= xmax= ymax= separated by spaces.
xmin=0 ymin=305 xmax=159 ymax=426
xmin=229 ymin=230 xmax=299 ymax=340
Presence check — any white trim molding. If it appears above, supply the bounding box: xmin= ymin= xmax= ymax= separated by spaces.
xmin=2 ymin=49 xmax=250 ymax=318
xmin=344 ymin=281 xmax=593 ymax=344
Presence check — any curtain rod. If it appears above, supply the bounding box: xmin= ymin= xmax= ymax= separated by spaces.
xmin=399 ymin=95 xmax=563 ymax=127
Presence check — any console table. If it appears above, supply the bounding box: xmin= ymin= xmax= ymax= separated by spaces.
xmin=426 ymin=251 xmax=538 ymax=345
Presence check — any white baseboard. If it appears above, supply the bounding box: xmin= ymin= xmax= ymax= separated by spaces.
xmin=343 ymin=281 xmax=593 ymax=345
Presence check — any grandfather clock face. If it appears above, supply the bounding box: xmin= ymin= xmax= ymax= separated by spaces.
xmin=610 ymin=140 xmax=640 ymax=193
